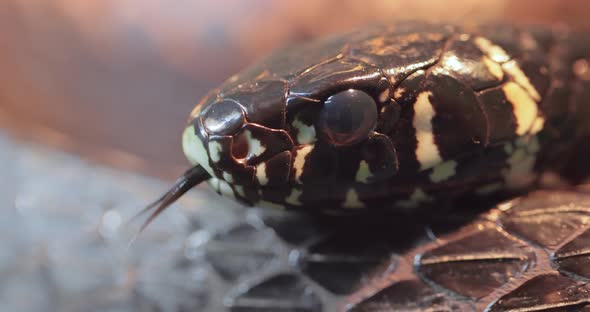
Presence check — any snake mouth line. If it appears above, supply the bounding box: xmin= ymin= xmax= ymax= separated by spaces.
xmin=207 ymin=168 xmax=505 ymax=213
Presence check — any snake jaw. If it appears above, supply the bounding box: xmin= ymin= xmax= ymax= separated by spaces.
xmin=183 ymin=111 xmax=296 ymax=188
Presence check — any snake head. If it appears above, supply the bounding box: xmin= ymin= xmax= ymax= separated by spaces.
xmin=179 ymin=23 xmax=551 ymax=213
xmin=180 ymin=28 xmax=418 ymax=212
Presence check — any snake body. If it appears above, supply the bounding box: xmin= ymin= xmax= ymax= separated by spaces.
xmin=177 ymin=22 xmax=590 ymax=214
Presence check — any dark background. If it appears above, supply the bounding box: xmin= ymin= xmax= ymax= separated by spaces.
xmin=0 ymin=0 xmax=588 ymax=179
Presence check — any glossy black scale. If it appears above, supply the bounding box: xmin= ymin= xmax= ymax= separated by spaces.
xmin=202 ymin=99 xmax=245 ymax=135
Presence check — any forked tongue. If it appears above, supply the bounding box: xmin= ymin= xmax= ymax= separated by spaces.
xmin=128 ymin=165 xmax=211 ymax=244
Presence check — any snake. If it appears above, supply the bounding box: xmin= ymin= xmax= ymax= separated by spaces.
xmin=138 ymin=21 xmax=590 ymax=228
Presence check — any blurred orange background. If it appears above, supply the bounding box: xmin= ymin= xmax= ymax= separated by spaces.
xmin=0 ymin=0 xmax=588 ymax=179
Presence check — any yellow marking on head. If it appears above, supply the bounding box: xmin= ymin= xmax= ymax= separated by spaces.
xmin=293 ymin=145 xmax=314 ymax=183
xmin=255 ymin=162 xmax=269 ymax=186
xmin=182 ymin=126 xmax=200 ymax=165
xmin=286 ymin=189 xmax=303 ymax=206
xmin=343 ymin=189 xmax=364 ymax=209
xmin=208 ymin=177 xmax=221 ymax=193
xmin=222 ymin=172 xmax=234 ymax=183
xmin=502 ymin=60 xmax=541 ymax=101
xmin=530 ymin=117 xmax=545 ymax=135
xmin=413 ymin=91 xmax=442 ymax=170
xmin=244 ymin=130 xmax=266 ymax=158
xmin=292 ymin=117 xmax=317 ymax=145
xmin=234 ymin=185 xmax=246 ymax=197
xmin=355 ymin=160 xmax=372 ymax=183
xmin=482 ymin=56 xmax=504 ymax=80
xmin=218 ymin=180 xmax=235 ymax=198
xmin=429 ymin=160 xmax=457 ymax=183
xmin=182 ymin=125 xmax=214 ymax=175
xmin=208 ymin=141 xmax=223 ymax=163
xmin=502 ymin=82 xmax=539 ymax=136
xmin=474 ymin=37 xmax=510 ymax=63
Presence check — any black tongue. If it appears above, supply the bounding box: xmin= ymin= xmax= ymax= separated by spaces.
xmin=131 ymin=165 xmax=211 ymax=235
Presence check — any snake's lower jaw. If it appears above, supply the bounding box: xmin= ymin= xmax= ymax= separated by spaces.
xmin=182 ymin=125 xmax=215 ymax=177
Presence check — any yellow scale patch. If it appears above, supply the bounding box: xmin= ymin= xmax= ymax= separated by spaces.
xmin=474 ymin=36 xmax=546 ymax=191
xmin=286 ymin=189 xmax=303 ymax=206
xmin=343 ymin=189 xmax=364 ymax=209
xmin=207 ymin=141 xmax=223 ymax=163
xmin=244 ymin=130 xmax=266 ymax=158
xmin=355 ymin=160 xmax=372 ymax=183
xmin=208 ymin=177 xmax=236 ymax=199
xmin=293 ymin=145 xmax=314 ymax=183
xmin=474 ymin=36 xmax=545 ymax=136
xmin=413 ymin=91 xmax=443 ymax=170
xmin=502 ymin=60 xmax=541 ymax=101
xmin=291 ymin=117 xmax=317 ymax=145
xmin=255 ymin=162 xmax=269 ymax=185
xmin=182 ymin=125 xmax=214 ymax=175
xmin=474 ymin=37 xmax=511 ymax=63
xmin=219 ymin=180 xmax=235 ymax=198
xmin=222 ymin=171 xmax=234 ymax=183
xmin=429 ymin=160 xmax=457 ymax=183
xmin=482 ymin=56 xmax=504 ymax=80
xmin=234 ymin=185 xmax=246 ymax=197
xmin=502 ymin=82 xmax=539 ymax=135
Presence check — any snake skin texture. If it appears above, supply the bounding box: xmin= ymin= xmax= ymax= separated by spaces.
xmin=4 ymin=130 xmax=590 ymax=312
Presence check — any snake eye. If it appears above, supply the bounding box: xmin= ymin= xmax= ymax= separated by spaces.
xmin=319 ymin=89 xmax=378 ymax=146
